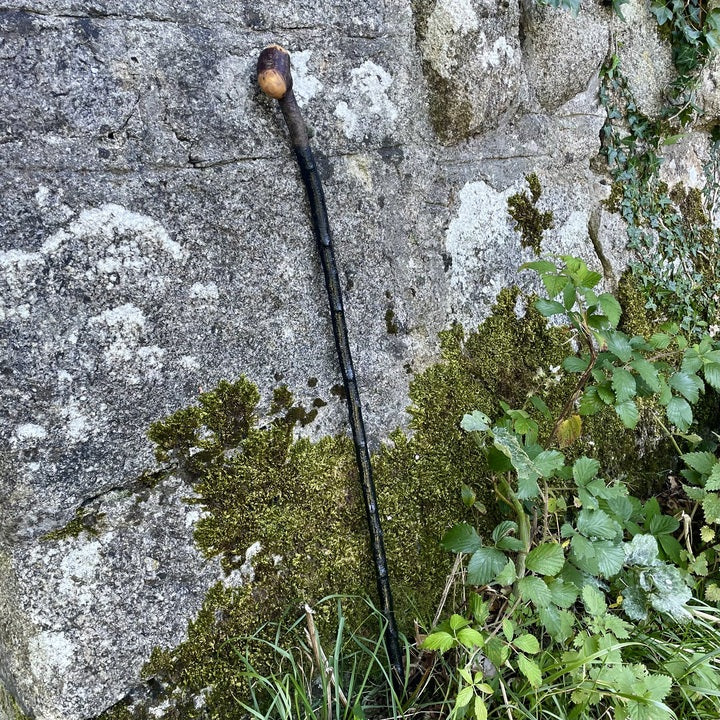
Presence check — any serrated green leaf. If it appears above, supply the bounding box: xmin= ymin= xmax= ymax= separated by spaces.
xmin=615 ymin=399 xmax=639 ymax=429
xmin=456 ymin=686 xmax=474 ymax=708
xmin=602 ymin=613 xmax=632 ymax=639
xmin=624 ymin=534 xmax=659 ymax=566
xmin=457 ymin=627 xmax=485 ymax=649
xmin=538 ymin=605 xmax=575 ymax=641
xmin=421 ymin=631 xmax=455 ymax=652
xmin=564 ymin=356 xmax=589 ymax=373
xmin=579 ymin=385 xmax=605 ymax=415
xmin=492 ymin=520 xmax=519 ymax=544
xmin=582 ymin=585 xmax=607 ymax=617
xmin=612 ymin=367 xmax=637 ymax=402
xmin=521 ymin=259 xmax=556 ymax=274
xmin=470 ymin=593 xmax=490 ymax=625
xmin=535 ymin=299 xmax=567 ymax=317
xmin=526 ymin=542 xmax=565 ymax=576
xmin=649 ymin=514 xmax=680 ymax=535
xmin=576 ymin=509 xmax=618 ymax=539
xmin=517 ymin=654 xmax=542 ymax=688
xmin=547 ymin=578 xmax=578 ymax=608
xmin=562 ymin=281 xmax=577 ymax=310
xmin=703 ymin=362 xmax=720 ymax=391
xmin=517 ymin=576 xmax=552 ymax=607
xmin=484 ymin=636 xmax=509 ymax=668
xmin=573 ymin=456 xmax=601 ymax=485
xmin=467 ymin=547 xmax=508 ymax=586
xmin=442 ymin=523 xmax=483 ymax=554
xmin=571 ymin=533 xmax=595 ymax=561
xmin=594 ymin=540 xmax=626 ymax=577
xmin=666 ymin=397 xmax=693 ymax=431
xmin=513 ymin=633 xmax=540 ymax=654
xmin=630 ymin=357 xmax=661 ymax=392
xmin=669 ymin=371 xmax=703 ymax=404
xmin=449 ymin=614 xmax=470 ymax=631
xmin=605 ymin=331 xmax=633 ymax=362
xmin=649 ymin=332 xmax=672 ymax=349
xmin=495 ymin=558 xmax=517 ymax=586
xmin=658 ymin=534 xmax=683 ymax=565
xmin=534 ymin=450 xmax=565 ymax=477
xmin=473 ymin=696 xmax=488 ymax=720
xmin=491 ymin=427 xmax=541 ymax=499
xmin=461 ymin=411 xmax=491 ymax=433
xmin=706 ymin=464 xmax=720 ymax=491
xmin=502 ymin=617 xmax=514 ymax=642
xmin=702 ymin=493 xmax=720 ymax=524
xmin=643 ymin=673 xmax=672 ymax=702
xmin=681 ymin=451 xmax=717 ymax=476
xmin=597 ymin=381 xmax=615 ymax=405
xmin=598 ymin=293 xmax=622 ymax=328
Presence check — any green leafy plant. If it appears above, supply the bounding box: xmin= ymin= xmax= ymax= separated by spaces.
xmin=421 ymin=255 xmax=720 ymax=719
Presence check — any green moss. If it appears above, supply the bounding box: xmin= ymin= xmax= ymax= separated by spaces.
xmin=41 ymin=507 xmax=105 ymax=542
xmin=616 ymin=270 xmax=656 ymax=339
xmin=96 ymin=285 xmax=685 ymax=718
xmin=507 ymin=174 xmax=554 ymax=254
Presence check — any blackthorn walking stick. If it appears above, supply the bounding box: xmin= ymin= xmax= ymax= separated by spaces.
xmin=257 ymin=44 xmax=404 ymax=689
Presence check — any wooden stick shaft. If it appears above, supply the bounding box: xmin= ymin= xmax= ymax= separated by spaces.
xmin=258 ymin=46 xmax=404 ymax=689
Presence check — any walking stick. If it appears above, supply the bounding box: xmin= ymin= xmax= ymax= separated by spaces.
xmin=257 ymin=44 xmax=404 ymax=690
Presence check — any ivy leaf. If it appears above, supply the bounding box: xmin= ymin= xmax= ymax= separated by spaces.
xmin=513 ymin=633 xmax=540 ymax=654
xmin=666 ymin=396 xmax=693 ymax=431
xmin=517 ymin=576 xmax=552 ymax=607
xmin=526 ymin=542 xmax=565 ymax=576
xmin=598 ymin=293 xmax=622 ymax=328
xmin=517 ymin=654 xmax=542 ymax=689
xmin=467 ymin=547 xmax=508 ymax=586
xmin=615 ymin=399 xmax=639 ymax=429
xmin=442 ymin=523 xmax=483 ymax=554
xmin=605 ymin=331 xmax=633 ymax=362
xmin=669 ymin=371 xmax=703 ymax=404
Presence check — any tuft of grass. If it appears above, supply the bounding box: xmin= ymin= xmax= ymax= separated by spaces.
xmin=228 ymin=594 xmax=453 ymax=720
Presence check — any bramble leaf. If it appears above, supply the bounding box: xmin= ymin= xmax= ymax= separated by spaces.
xmin=467 ymin=547 xmax=508 ymax=586
xmin=517 ymin=654 xmax=542 ymax=689
xmin=615 ymin=399 xmax=639 ymax=429
xmin=442 ymin=523 xmax=483 ymax=554
xmin=526 ymin=542 xmax=565 ymax=576
xmin=517 ymin=576 xmax=552 ymax=607
xmin=666 ymin=396 xmax=693 ymax=431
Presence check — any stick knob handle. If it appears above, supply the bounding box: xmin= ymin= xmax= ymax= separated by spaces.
xmin=257 ymin=44 xmax=293 ymax=100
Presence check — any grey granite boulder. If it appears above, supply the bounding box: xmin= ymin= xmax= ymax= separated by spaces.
xmin=1 ymin=0 xmax=718 ymax=718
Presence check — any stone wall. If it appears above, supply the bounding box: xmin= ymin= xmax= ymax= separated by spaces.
xmin=1 ymin=0 xmax=718 ymax=717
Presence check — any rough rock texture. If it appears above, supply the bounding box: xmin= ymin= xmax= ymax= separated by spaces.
xmin=0 ymin=0 xmax=717 ymax=717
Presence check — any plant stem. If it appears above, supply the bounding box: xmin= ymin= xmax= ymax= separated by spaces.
xmin=498 ymin=476 xmax=530 ymax=582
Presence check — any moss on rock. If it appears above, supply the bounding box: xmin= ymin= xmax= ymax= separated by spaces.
xmin=96 ymin=283 xmax=680 ymax=719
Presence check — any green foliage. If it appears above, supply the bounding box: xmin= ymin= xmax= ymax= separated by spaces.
xmin=423 ymin=255 xmax=720 ymax=720
xmin=599 ymin=54 xmax=720 ymax=335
